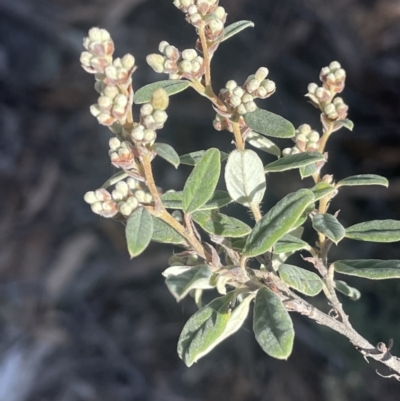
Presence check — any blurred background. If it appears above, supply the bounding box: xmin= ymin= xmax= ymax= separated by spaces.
xmin=1 ymin=0 xmax=400 ymax=400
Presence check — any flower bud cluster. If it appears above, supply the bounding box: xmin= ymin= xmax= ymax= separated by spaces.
xmin=81 ymin=28 xmax=136 ymax=127
xmin=147 ymin=42 xmax=204 ymax=80
xmin=108 ymin=137 xmax=138 ymax=169
xmin=282 ymin=124 xmax=320 ymax=156
xmin=323 ymin=97 xmax=348 ymax=121
xmin=319 ymin=61 xmax=346 ymax=94
xmin=84 ymin=178 xmax=153 ymax=218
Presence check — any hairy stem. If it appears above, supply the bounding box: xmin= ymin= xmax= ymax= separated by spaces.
xmin=232 ymin=120 xmax=245 ymax=150
xmin=198 ymin=21 xmax=211 ymax=88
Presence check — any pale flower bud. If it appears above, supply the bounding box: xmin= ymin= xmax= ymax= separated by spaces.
xmin=151 ymin=88 xmax=169 ymax=110
xmin=84 ymin=191 xmax=97 ymax=204
xmin=116 ymin=181 xmax=129 ymax=197
xmin=146 ymin=54 xmax=165 ymax=73
xmin=121 ymin=54 xmax=135 ymax=70
xmin=255 ymin=67 xmax=269 ymax=81
xmin=109 ymin=137 xmax=121 ymax=150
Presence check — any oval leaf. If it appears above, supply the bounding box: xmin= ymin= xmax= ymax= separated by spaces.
xmin=278 ymin=264 xmax=323 ymax=296
xmin=311 ymin=182 xmax=336 ymax=201
xmin=134 ymin=80 xmax=190 ymax=104
xmin=151 ymin=216 xmax=186 ymax=245
xmin=345 ymin=220 xmax=400 ymax=242
xmin=337 ymin=174 xmax=389 ymax=188
xmin=243 ymin=189 xmax=315 ymax=257
xmin=163 ymin=265 xmax=214 ymax=301
xmin=274 ymin=234 xmax=309 ymax=254
xmin=161 ymin=190 xmax=232 ymax=210
xmin=101 ymin=171 xmax=128 ymax=188
xmin=154 ymin=143 xmax=180 ymax=168
xmin=183 ymin=148 xmax=221 ymax=214
xmin=299 ymin=162 xmax=318 ymax=179
xmin=246 ymin=131 xmax=281 ymax=157
xmin=192 ymin=210 xmax=252 ymax=238
xmin=244 ymin=108 xmax=295 ymax=138
xmin=312 ymin=213 xmax=345 ymax=244
xmin=177 ymin=293 xmax=233 ymax=367
xmin=180 ymin=150 xmax=229 ymax=166
xmin=334 ymin=280 xmax=361 ymax=301
xmin=225 ymin=149 xmax=266 ymax=207
xmin=264 ymin=152 xmax=325 ymax=173
xmin=222 ymin=20 xmax=255 ymax=42
xmin=125 ymin=208 xmax=153 ymax=258
xmin=333 ymin=259 xmax=400 ymax=280
xmin=253 ymin=287 xmax=294 ymax=360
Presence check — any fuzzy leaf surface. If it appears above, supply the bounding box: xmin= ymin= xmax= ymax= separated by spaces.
xmin=225 ymin=149 xmax=266 ymax=207
xmin=154 ymin=143 xmax=180 ymax=168
xmin=337 ymin=174 xmax=389 ymax=188
xmin=243 ymin=189 xmax=315 ymax=257
xmin=151 ymin=216 xmax=186 ymax=245
xmin=274 ymin=234 xmax=309 ymax=254
xmin=222 ymin=20 xmax=255 ymax=42
xmin=163 ymin=265 xmax=214 ymax=301
xmin=278 ymin=264 xmax=323 ymax=296
xmin=264 ymin=152 xmax=324 ymax=173
xmin=299 ymin=162 xmax=318 ymax=179
xmin=244 ymin=109 xmax=295 ymax=138
xmin=134 ymin=80 xmax=190 ymax=104
xmin=345 ymin=220 xmax=400 ymax=242
xmin=180 ymin=150 xmax=228 ymax=166
xmin=312 ymin=213 xmax=345 ymax=244
xmin=125 ymin=208 xmax=153 ymax=258
xmin=311 ymin=182 xmax=336 ymax=201
xmin=161 ymin=190 xmax=232 ymax=210
xmin=246 ymin=131 xmax=281 ymax=157
xmin=253 ymin=287 xmax=294 ymax=359
xmin=334 ymin=280 xmax=361 ymax=301
xmin=192 ymin=210 xmax=251 ymax=238
xmin=183 ymin=148 xmax=220 ymax=214
xmin=333 ymin=259 xmax=400 ymax=279
xmin=177 ymin=293 xmax=233 ymax=367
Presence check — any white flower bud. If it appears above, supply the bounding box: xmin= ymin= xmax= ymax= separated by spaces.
xmin=187 ymin=4 xmax=197 ymax=14
xmin=146 ymin=54 xmax=165 ymax=73
xmin=257 ymin=86 xmax=267 ymax=97
xmin=165 ymin=45 xmax=179 ymax=60
xmin=244 ymin=101 xmax=257 ymax=113
xmin=190 ymin=13 xmax=202 ymax=25
xmin=179 ymin=60 xmax=192 ymax=73
xmin=144 ymin=193 xmax=153 ymax=203
xmin=324 ymin=104 xmax=336 ymax=115
xmin=131 ymin=126 xmax=144 ymax=141
xmin=121 ymin=54 xmax=135 ymax=70
xmin=84 ymin=191 xmax=97 ymax=204
xmin=116 ymin=181 xmax=129 ymax=197
xmin=103 ymin=85 xmax=119 ymax=99
xmin=230 ymin=95 xmax=241 ymax=107
xmin=109 ymin=137 xmax=121 ymax=150
xmin=334 ymin=68 xmax=346 ymax=80
xmin=329 ymin=61 xmax=341 ymax=71
xmin=291 ymin=147 xmax=301 ymax=154
xmin=225 ymin=80 xmax=237 ymax=91
xmin=247 ymin=79 xmax=260 ymax=92
xmin=91 ymin=201 xmax=103 ymax=214
xmin=262 ymin=79 xmax=276 ymax=93
xmin=153 ymin=110 xmax=168 ymax=124
xmin=126 ymin=196 xmax=139 ymax=209
xmin=307 ymin=83 xmax=318 ymax=94
xmin=159 ymin=41 xmax=169 ymax=53
xmin=80 ymin=51 xmax=92 ymax=67
xmin=112 ymin=189 xmax=124 ymax=202
xmin=105 ymin=65 xmax=118 ymax=80
xmin=298 ymin=124 xmax=311 ymax=135
xmin=241 ymin=93 xmax=253 ymax=103
xmin=143 ymin=115 xmax=156 ymax=128
xmin=88 ymin=27 xmax=104 ymax=42
xmin=182 ymin=49 xmax=197 ymax=61
xmin=232 ymin=87 xmax=245 ymax=97
xmin=143 ymin=129 xmax=156 ymax=142
xmin=90 ymin=104 xmax=102 ymax=117
xmin=236 ymin=104 xmax=247 ymax=115
xmin=126 ymin=178 xmax=138 ymax=189
xmin=114 ymin=94 xmax=128 ymax=108
xmin=135 ymin=190 xmax=146 ymax=203
xmin=308 ymin=131 xmax=320 ymax=143
xmin=191 ymin=61 xmax=201 ymax=73
xmin=208 ymin=18 xmax=223 ymax=34
xmin=97 ymin=112 xmax=114 ymax=125
xmin=140 ymin=103 xmax=153 ymax=116
xmin=255 ymin=67 xmax=269 ymax=81
xmin=282 ymin=148 xmax=292 ymax=156
xmin=118 ymin=202 xmax=133 ymax=216
xmin=321 ymin=67 xmax=330 ymax=76
xmin=214 ymin=6 xmax=226 ymax=20
xmin=326 ymin=73 xmax=336 ymax=84
xmin=296 ymin=134 xmax=308 ymax=143
xmin=98 ymin=96 xmax=113 ymax=109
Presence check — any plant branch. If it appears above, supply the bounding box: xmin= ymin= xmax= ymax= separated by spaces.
xmin=198 ymin=21 xmax=211 ymax=88
xmin=232 ymin=120 xmax=245 ymax=150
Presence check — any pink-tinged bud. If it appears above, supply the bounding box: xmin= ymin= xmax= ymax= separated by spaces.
xmin=97 ymin=112 xmax=115 ymax=126
xmin=95 ymin=188 xmax=112 ymax=201
xmin=165 ymin=45 xmax=180 ymax=61
xmin=105 ymin=65 xmax=118 ymax=81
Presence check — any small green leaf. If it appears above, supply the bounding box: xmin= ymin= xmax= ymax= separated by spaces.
xmin=333 ymin=259 xmax=400 ymax=280
xmin=183 ymin=148 xmax=221 ymax=214
xmin=125 ymin=208 xmax=153 ymax=258
xmin=312 ymin=213 xmax=345 ymax=244
xmin=153 ymin=143 xmax=180 ymax=168
xmin=311 ymin=182 xmax=336 ymax=201
xmin=243 ymin=189 xmax=315 ymax=257
xmin=278 ymin=264 xmax=323 ymax=296
xmin=225 ymin=149 xmax=266 ymax=207
xmin=253 ymin=287 xmax=294 ymax=360
xmin=334 ymin=280 xmax=361 ymax=301
xmin=192 ymin=210 xmax=252 ymax=238
xmin=337 ymin=174 xmax=389 ymax=188
xmin=161 ymin=190 xmax=232 ymax=210
xmin=101 ymin=171 xmax=128 ymax=188
xmin=151 ymin=216 xmax=186 ymax=245
xmin=244 ymin=109 xmax=295 ymax=138
xmin=177 ymin=293 xmax=233 ymax=367
xmin=274 ymin=234 xmax=309 ymax=254
xmin=163 ymin=265 xmax=214 ymax=301
xmin=180 ymin=150 xmax=229 ymax=166
xmin=264 ymin=152 xmax=325 ymax=173
xmin=345 ymin=220 xmax=400 ymax=242
xmin=299 ymin=162 xmax=318 ymax=179
xmin=134 ymin=80 xmax=190 ymax=104
xmin=333 ymin=119 xmax=354 ymax=131
xmin=246 ymin=131 xmax=281 ymax=158
xmin=222 ymin=20 xmax=255 ymax=42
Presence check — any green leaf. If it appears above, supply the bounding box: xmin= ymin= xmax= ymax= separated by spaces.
xmin=151 ymin=216 xmax=186 ymax=245
xmin=246 ymin=131 xmax=281 ymax=157
xmin=243 ymin=189 xmax=315 ymax=257
xmin=161 ymin=190 xmax=232 ymax=210
xmin=333 ymin=119 xmax=354 ymax=131
xmin=333 ymin=259 xmax=400 ymax=280
xmin=225 ymin=149 xmax=266 ymax=207
xmin=162 ymin=265 xmax=214 ymax=301
xmin=192 ymin=210 xmax=252 ymax=238
xmin=101 ymin=171 xmax=128 ymax=188
xmin=312 ymin=213 xmax=345 ymax=244
xmin=134 ymin=80 xmax=190 ymax=104
xmin=334 ymin=280 xmax=361 ymax=301
xmin=153 ymin=143 xmax=180 ymax=168
xmin=244 ymin=109 xmax=295 ymax=138
xmin=345 ymin=220 xmax=400 ymax=242
xmin=311 ymin=182 xmax=336 ymax=201
xmin=125 ymin=208 xmax=153 ymax=258
xmin=183 ymin=148 xmax=221 ymax=214
xmin=336 ymin=174 xmax=389 ymax=188
xmin=222 ymin=20 xmax=255 ymax=42
xmin=299 ymin=162 xmax=318 ymax=179
xmin=274 ymin=234 xmax=309 ymax=254
xmin=278 ymin=264 xmax=323 ymax=296
xmin=264 ymin=152 xmax=325 ymax=173
xmin=177 ymin=293 xmax=233 ymax=367
xmin=180 ymin=150 xmax=229 ymax=166
xmin=253 ymin=287 xmax=294 ymax=359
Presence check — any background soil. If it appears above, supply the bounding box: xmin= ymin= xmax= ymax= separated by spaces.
xmin=1 ymin=0 xmax=400 ymax=400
